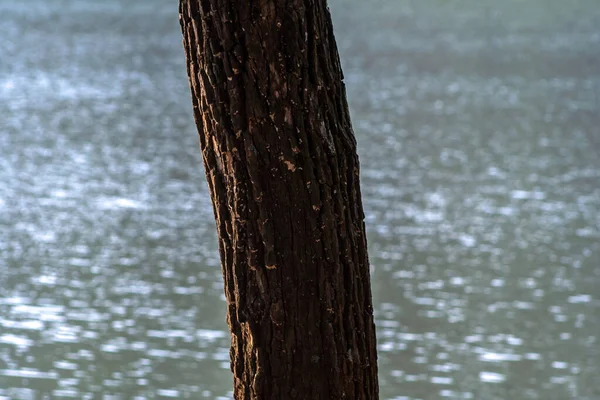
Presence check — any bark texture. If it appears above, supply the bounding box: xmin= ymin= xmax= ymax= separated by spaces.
xmin=179 ymin=0 xmax=378 ymax=398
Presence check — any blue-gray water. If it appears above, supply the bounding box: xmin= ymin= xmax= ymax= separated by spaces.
xmin=1 ymin=1 xmax=599 ymax=399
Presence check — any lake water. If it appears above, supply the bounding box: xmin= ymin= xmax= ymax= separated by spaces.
xmin=0 ymin=0 xmax=599 ymax=399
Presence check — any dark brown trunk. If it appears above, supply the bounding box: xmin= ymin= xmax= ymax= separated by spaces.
xmin=178 ymin=0 xmax=378 ymax=398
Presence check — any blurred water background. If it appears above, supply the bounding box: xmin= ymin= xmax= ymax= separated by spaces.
xmin=1 ymin=0 xmax=599 ymax=399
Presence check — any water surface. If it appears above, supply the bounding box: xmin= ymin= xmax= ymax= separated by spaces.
xmin=0 ymin=0 xmax=599 ymax=399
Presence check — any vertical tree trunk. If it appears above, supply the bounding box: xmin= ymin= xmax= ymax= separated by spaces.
xmin=179 ymin=0 xmax=378 ymax=398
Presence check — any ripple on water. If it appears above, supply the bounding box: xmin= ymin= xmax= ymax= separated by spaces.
xmin=479 ymin=371 xmax=506 ymax=383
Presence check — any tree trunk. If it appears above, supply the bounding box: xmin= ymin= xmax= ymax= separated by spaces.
xmin=178 ymin=0 xmax=379 ymax=398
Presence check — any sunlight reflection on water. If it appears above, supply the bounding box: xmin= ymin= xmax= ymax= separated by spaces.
xmin=1 ymin=0 xmax=599 ymax=399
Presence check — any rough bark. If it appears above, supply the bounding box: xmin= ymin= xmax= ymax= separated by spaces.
xmin=179 ymin=0 xmax=378 ymax=398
